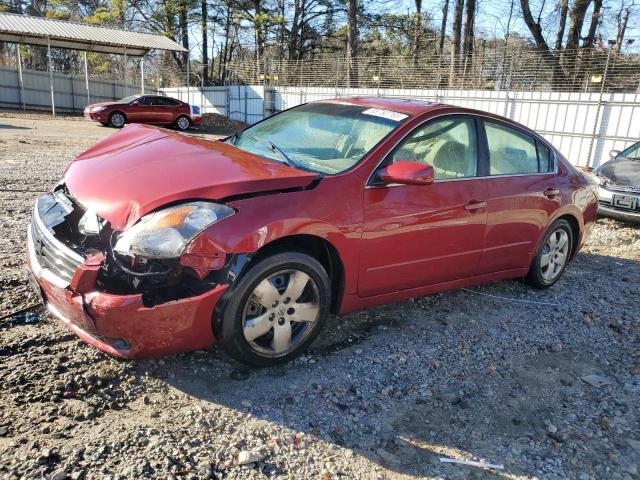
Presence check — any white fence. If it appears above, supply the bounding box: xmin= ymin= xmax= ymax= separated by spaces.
xmin=0 ymin=66 xmax=156 ymax=113
xmin=162 ymin=85 xmax=640 ymax=168
xmin=162 ymin=85 xmax=266 ymax=124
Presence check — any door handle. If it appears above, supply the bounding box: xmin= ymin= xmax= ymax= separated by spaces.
xmin=464 ymin=200 xmax=487 ymax=211
xmin=543 ymin=188 xmax=560 ymax=198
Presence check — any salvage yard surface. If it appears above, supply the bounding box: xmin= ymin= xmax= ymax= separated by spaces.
xmin=1 ymin=113 xmax=639 ymax=480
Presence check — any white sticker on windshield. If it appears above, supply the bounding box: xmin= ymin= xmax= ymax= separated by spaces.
xmin=362 ymin=108 xmax=408 ymax=122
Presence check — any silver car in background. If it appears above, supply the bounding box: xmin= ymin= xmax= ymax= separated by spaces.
xmin=594 ymin=142 xmax=640 ymax=223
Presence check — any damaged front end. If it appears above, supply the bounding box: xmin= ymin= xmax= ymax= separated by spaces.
xmin=33 ymin=185 xmax=236 ymax=305
xmin=27 ymin=185 xmax=243 ymax=357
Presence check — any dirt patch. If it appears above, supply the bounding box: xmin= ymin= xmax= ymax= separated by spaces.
xmin=0 ymin=113 xmax=639 ymax=480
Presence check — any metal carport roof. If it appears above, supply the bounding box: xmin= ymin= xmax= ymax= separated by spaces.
xmin=0 ymin=12 xmax=186 ymax=56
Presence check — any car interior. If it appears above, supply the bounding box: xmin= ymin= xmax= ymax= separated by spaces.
xmin=392 ymin=118 xmax=477 ymax=179
xmin=486 ymin=122 xmax=539 ymax=175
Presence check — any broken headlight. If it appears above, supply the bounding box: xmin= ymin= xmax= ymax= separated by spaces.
xmin=113 ymin=202 xmax=234 ymax=259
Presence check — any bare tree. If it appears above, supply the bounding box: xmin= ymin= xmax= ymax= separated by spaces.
xmin=614 ymin=6 xmax=631 ymax=52
xmin=555 ymin=0 xmax=568 ymax=50
xmin=451 ymin=0 xmax=464 ymax=61
xmin=583 ymin=0 xmax=603 ymax=48
xmin=412 ymin=0 xmax=422 ymax=64
xmin=438 ymin=0 xmax=449 ymax=54
xmin=346 ymin=0 xmax=358 ymax=86
xmin=462 ymin=0 xmax=475 ymax=61
xmin=565 ymin=0 xmax=591 ymax=50
xmin=201 ymin=0 xmax=208 ymax=84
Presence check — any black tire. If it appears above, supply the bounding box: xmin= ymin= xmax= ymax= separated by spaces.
xmin=526 ymin=219 xmax=573 ymax=289
xmin=175 ymin=115 xmax=191 ymax=131
xmin=108 ymin=111 xmax=126 ymax=128
xmin=216 ymin=251 xmax=331 ymax=367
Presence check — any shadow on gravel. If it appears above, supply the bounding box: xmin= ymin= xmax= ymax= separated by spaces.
xmin=0 ymin=123 xmax=31 ymax=130
xmin=154 ymin=252 xmax=639 ymax=478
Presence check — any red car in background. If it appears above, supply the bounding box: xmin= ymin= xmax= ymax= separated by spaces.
xmin=28 ymin=98 xmax=598 ymax=366
xmin=84 ymin=94 xmax=202 ymax=130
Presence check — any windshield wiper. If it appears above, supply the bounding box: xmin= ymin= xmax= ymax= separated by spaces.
xmin=248 ymin=135 xmax=299 ymax=169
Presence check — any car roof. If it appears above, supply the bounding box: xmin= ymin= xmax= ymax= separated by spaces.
xmin=317 ymin=96 xmax=448 ymax=116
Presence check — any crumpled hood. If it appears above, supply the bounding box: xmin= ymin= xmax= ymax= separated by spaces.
xmin=65 ymin=124 xmax=318 ymax=230
xmin=597 ymin=157 xmax=640 ymax=187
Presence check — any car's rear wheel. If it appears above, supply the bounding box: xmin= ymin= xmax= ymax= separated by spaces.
xmin=109 ymin=112 xmax=126 ymax=128
xmin=526 ymin=219 xmax=573 ymax=288
xmin=175 ymin=115 xmax=191 ymax=131
xmin=217 ymin=251 xmax=330 ymax=367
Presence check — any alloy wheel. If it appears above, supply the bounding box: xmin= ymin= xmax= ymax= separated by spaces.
xmin=177 ymin=117 xmax=190 ymax=130
xmin=111 ymin=113 xmax=125 ymax=127
xmin=241 ymin=269 xmax=320 ymax=357
xmin=540 ymin=228 xmax=569 ymax=281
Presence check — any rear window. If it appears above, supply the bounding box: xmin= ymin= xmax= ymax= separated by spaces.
xmin=157 ymin=97 xmax=180 ymax=106
xmin=486 ymin=122 xmax=538 ymax=175
xmin=537 ymin=141 xmax=553 ymax=172
xmin=486 ymin=121 xmax=553 ymax=175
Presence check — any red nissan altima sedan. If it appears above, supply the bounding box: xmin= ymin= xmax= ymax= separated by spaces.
xmin=27 ymin=98 xmax=598 ymax=366
xmin=84 ymin=94 xmax=202 ymax=130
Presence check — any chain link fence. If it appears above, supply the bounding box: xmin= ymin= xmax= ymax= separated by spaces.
xmin=219 ymin=48 xmax=640 ymax=94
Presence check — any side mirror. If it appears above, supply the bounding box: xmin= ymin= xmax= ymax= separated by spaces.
xmin=609 ymin=149 xmax=620 ymax=159
xmin=377 ymin=161 xmax=434 ymax=186
xmin=131 ymin=101 xmax=139 ymax=107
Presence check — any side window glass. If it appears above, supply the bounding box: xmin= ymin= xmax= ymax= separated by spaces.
xmin=391 ymin=118 xmax=477 ymax=180
xmin=486 ymin=122 xmax=539 ymax=175
xmin=156 ymin=97 xmax=177 ymax=106
xmin=137 ymin=96 xmax=150 ymax=105
xmin=537 ymin=141 xmax=553 ymax=172
xmin=622 ymin=142 xmax=640 ymax=159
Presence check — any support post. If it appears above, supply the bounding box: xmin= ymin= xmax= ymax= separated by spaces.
xmin=70 ymin=71 xmax=75 ymax=112
xmin=186 ymin=50 xmax=190 ymax=104
xmin=84 ymin=51 xmax=90 ymax=105
xmin=586 ymin=47 xmax=612 ymax=167
xmin=16 ymin=44 xmax=25 ymax=110
xmin=140 ymin=56 xmax=145 ymax=94
xmin=47 ymin=36 xmax=55 ymax=116
xmin=124 ymin=47 xmax=128 ymax=96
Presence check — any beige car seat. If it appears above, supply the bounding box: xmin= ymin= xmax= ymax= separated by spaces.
xmin=491 ymin=147 xmax=537 ymax=175
xmin=428 ymin=139 xmax=473 ymax=178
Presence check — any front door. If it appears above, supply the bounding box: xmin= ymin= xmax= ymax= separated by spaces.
xmin=125 ymin=96 xmax=149 ymax=123
xmin=359 ymin=116 xmax=488 ymax=297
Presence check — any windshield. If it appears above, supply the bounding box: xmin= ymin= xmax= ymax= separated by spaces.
xmin=227 ymin=103 xmax=407 ymax=174
xmin=620 ymin=142 xmax=640 ymax=160
xmin=117 ymin=95 xmax=141 ymax=104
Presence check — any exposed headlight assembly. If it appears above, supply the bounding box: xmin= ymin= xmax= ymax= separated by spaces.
xmin=114 ymin=202 xmax=234 ymax=259
xmin=595 ymin=175 xmax=608 ymax=186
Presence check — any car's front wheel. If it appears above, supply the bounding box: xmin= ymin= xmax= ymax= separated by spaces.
xmin=217 ymin=251 xmax=330 ymax=367
xmin=526 ymin=219 xmax=573 ymax=288
xmin=109 ymin=112 xmax=126 ymax=128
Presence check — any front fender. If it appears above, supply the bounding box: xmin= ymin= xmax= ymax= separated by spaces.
xmin=181 ymin=174 xmax=364 ymax=295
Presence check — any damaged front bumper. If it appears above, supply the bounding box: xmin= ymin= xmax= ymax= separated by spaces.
xmin=26 ymin=193 xmax=229 ymax=358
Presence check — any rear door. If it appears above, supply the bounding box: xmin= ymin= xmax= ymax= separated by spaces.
xmin=359 ymin=115 xmax=488 ymax=296
xmin=155 ymin=96 xmax=180 ymax=123
xmin=477 ymin=119 xmax=560 ymax=274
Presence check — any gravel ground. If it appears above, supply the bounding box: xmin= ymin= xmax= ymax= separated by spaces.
xmin=1 ymin=113 xmax=639 ymax=480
